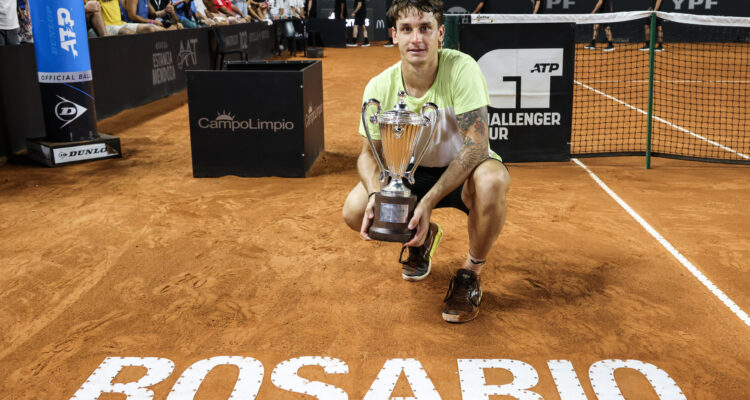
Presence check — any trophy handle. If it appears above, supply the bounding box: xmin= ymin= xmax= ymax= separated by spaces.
xmin=361 ymin=99 xmax=388 ymax=183
xmin=405 ymin=102 xmax=440 ymax=183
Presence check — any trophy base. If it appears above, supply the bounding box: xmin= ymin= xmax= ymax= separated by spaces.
xmin=368 ymin=227 xmax=415 ymax=243
xmin=368 ymin=193 xmax=418 ymax=243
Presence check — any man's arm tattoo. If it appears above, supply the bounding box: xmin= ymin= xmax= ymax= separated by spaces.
xmin=454 ymin=107 xmax=489 ymax=170
xmin=456 ymin=107 xmax=487 ymax=137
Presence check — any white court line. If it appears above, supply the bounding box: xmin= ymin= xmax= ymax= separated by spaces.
xmin=572 ymin=158 xmax=750 ymax=328
xmin=575 ymin=80 xmax=750 ymax=160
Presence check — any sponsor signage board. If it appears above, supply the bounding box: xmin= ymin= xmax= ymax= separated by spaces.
xmin=26 ymin=133 xmax=121 ymax=167
xmin=461 ymin=22 xmax=575 ymax=162
xmin=187 ymin=61 xmax=324 ymax=177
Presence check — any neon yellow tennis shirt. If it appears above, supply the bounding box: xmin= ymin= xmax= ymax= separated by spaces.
xmin=359 ymin=48 xmax=501 ymax=167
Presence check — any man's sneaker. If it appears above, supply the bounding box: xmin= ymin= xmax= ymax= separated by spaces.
xmin=442 ymin=268 xmax=482 ymax=323
xmin=654 ymin=43 xmax=665 ymax=52
xmin=399 ymin=222 xmax=442 ymax=281
xmin=603 ymin=43 xmax=615 ymax=52
xmin=384 ymin=40 xmax=394 ymax=47
xmin=639 ymin=43 xmax=650 ymax=51
xmin=362 ymin=39 xmax=370 ymax=47
xmin=584 ymin=42 xmax=596 ymax=50
xmin=346 ymin=39 xmax=357 ymax=47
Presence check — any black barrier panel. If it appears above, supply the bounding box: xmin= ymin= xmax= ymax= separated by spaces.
xmin=308 ymin=18 xmax=347 ymax=47
xmin=187 ymin=61 xmax=324 ymax=177
xmin=461 ymin=23 xmax=575 ymax=162
xmin=0 ymin=23 xmax=273 ymax=159
xmin=90 ymin=28 xmax=211 ymax=118
xmin=209 ymin=24 xmax=275 ymax=69
xmin=0 ymin=44 xmax=45 ymax=158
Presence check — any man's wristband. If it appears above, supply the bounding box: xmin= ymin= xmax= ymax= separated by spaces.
xmin=150 ymin=19 xmax=154 ymax=24
xmin=368 ymin=192 xmax=377 ymax=199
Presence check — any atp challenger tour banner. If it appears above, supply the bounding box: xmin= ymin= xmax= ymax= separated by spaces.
xmin=29 ymin=0 xmax=98 ymax=142
xmin=460 ymin=22 xmax=575 ymax=162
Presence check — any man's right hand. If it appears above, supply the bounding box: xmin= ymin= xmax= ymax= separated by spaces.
xmin=360 ymin=194 xmax=377 ymax=241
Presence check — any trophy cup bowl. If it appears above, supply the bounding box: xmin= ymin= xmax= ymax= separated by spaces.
xmin=361 ymin=91 xmax=440 ymax=242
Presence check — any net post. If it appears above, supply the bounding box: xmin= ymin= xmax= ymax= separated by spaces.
xmin=646 ymin=12 xmax=657 ymax=169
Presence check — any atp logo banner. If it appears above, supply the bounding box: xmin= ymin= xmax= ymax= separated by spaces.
xmin=28 ymin=0 xmax=93 ymax=82
xmin=461 ymin=23 xmax=575 ymax=162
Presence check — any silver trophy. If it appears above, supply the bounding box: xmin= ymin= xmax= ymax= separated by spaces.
xmin=361 ymin=91 xmax=440 ymax=242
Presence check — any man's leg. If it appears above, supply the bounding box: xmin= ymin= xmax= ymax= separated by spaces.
xmin=442 ymin=159 xmax=509 ymax=323
xmin=461 ymin=159 xmax=510 ymax=272
xmin=342 ymin=182 xmax=368 ymax=231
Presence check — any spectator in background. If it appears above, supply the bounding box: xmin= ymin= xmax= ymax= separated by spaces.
xmin=202 ymin=0 xmax=235 ymax=24
xmin=149 ymin=0 xmax=183 ymax=28
xmin=214 ymin=0 xmax=251 ymax=22
xmin=97 ymin=0 xmax=162 ymax=34
xmin=123 ymin=0 xmax=166 ymax=28
xmin=348 ymin=0 xmax=368 ymax=47
xmin=173 ymin=0 xmax=200 ymax=28
xmin=289 ymin=0 xmax=304 ymax=19
xmin=305 ymin=0 xmax=315 ymax=18
xmin=585 ymin=0 xmax=615 ymax=51
xmin=384 ymin=0 xmax=393 ymax=47
xmin=471 ymin=0 xmax=485 ymax=14
xmin=641 ymin=0 xmax=664 ymax=51
xmin=246 ymin=0 xmax=270 ymax=22
xmin=532 ymin=0 xmax=542 ymax=14
xmin=85 ymin=0 xmax=109 ymax=37
xmin=333 ymin=0 xmax=345 ymax=20
xmin=268 ymin=0 xmax=286 ymax=20
xmin=0 ymin=0 xmax=20 ymax=46
xmin=16 ymin=0 xmax=32 ymax=43
xmin=232 ymin=0 xmax=248 ymax=18
xmin=188 ymin=0 xmax=216 ymax=25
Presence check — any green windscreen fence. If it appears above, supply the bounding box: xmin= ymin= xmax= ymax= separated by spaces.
xmin=460 ymin=12 xmax=750 ymax=165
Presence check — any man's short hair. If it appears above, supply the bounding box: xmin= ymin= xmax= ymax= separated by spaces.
xmin=387 ymin=0 xmax=444 ymax=27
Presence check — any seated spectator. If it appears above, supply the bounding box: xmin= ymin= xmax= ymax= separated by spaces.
xmin=1 ymin=0 xmax=20 ymax=46
xmin=173 ymin=0 xmax=200 ymax=28
xmin=246 ymin=0 xmax=270 ymax=23
xmin=289 ymin=0 xmax=304 ymax=19
xmin=149 ymin=0 xmax=183 ymax=28
xmin=97 ymin=0 xmax=162 ymax=34
xmin=268 ymin=0 xmax=286 ymax=20
xmin=202 ymin=0 xmax=239 ymax=24
xmin=16 ymin=0 xmax=32 ymax=43
xmin=213 ymin=0 xmax=251 ymax=22
xmin=192 ymin=0 xmax=218 ymax=25
xmin=85 ymin=0 xmax=109 ymax=37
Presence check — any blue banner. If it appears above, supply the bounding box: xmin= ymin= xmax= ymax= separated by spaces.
xmin=29 ymin=0 xmax=93 ymax=83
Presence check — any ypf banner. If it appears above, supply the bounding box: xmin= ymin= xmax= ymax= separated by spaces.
xmin=460 ymin=23 xmax=574 ymax=162
xmin=29 ymin=0 xmax=99 ymax=142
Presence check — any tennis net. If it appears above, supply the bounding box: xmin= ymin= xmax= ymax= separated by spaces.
xmin=465 ymin=11 xmax=750 ymax=164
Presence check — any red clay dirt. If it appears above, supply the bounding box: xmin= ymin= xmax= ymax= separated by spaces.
xmin=0 ymin=46 xmax=748 ymax=400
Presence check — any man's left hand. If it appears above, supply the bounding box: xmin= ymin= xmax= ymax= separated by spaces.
xmin=403 ymin=202 xmax=432 ymax=248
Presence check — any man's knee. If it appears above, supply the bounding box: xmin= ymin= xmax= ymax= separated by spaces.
xmin=342 ymin=206 xmax=362 ymax=231
xmin=470 ymin=163 xmax=510 ymax=206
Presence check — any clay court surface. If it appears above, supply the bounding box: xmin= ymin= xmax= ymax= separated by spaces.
xmin=1 ymin=46 xmax=749 ymax=399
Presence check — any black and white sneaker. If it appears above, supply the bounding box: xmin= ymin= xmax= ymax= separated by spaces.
xmin=346 ymin=39 xmax=357 ymax=47
xmin=384 ymin=40 xmax=394 ymax=47
xmin=603 ymin=43 xmax=615 ymax=52
xmin=584 ymin=42 xmax=596 ymax=50
xmin=654 ymin=43 xmax=665 ymax=52
xmin=639 ymin=43 xmax=650 ymax=51
xmin=361 ymin=39 xmax=370 ymax=47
